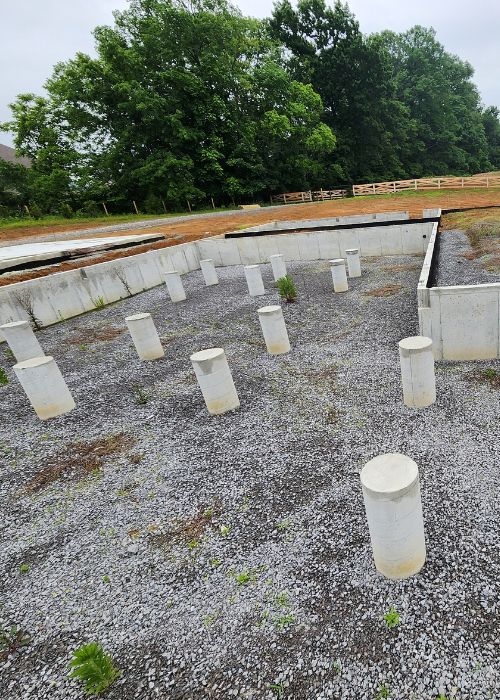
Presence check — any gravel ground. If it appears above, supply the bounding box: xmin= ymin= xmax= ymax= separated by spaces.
xmin=434 ymin=229 xmax=499 ymax=286
xmin=1 ymin=256 xmax=499 ymax=700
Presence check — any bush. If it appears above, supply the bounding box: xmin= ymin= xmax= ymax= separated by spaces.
xmin=76 ymin=200 xmax=101 ymax=217
xmin=68 ymin=642 xmax=120 ymax=696
xmin=29 ymin=202 xmax=42 ymax=220
xmin=143 ymin=193 xmax=164 ymax=214
xmin=276 ymin=275 xmax=297 ymax=303
xmin=59 ymin=203 xmax=73 ymax=219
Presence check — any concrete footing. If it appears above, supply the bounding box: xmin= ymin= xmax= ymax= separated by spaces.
xmin=257 ymin=305 xmax=290 ymax=354
xmin=330 ymin=259 xmax=349 ymax=292
xmin=200 ymin=259 xmax=219 ymax=286
xmin=165 ymin=271 xmax=186 ymax=302
xmin=360 ymin=452 xmax=426 ymax=580
xmin=244 ymin=265 xmax=265 ymax=296
xmin=270 ymin=254 xmax=287 ymax=282
xmin=190 ymin=348 xmax=240 ymax=415
xmin=125 ymin=313 xmax=164 ymax=360
xmin=399 ymin=336 xmax=436 ymax=408
xmin=0 ymin=320 xmax=44 ymax=362
xmin=346 ymin=248 xmax=361 ymax=277
xmin=13 ymin=355 xmax=75 ymax=420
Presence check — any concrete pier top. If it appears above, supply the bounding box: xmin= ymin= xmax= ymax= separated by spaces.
xmin=329 ymin=258 xmax=345 ymax=266
xmin=190 ymin=348 xmax=224 ymax=363
xmin=125 ymin=312 xmax=151 ymax=322
xmin=14 ymin=356 xmax=53 ymax=371
xmin=0 ymin=320 xmax=29 ymax=330
xmin=345 ymin=248 xmax=359 ymax=255
xmin=258 ymin=305 xmax=281 ymax=316
xmin=361 ymin=453 xmax=419 ymax=498
xmin=399 ymin=336 xmax=433 ymax=356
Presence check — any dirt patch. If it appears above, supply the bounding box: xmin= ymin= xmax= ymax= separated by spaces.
xmin=149 ymin=502 xmax=222 ymax=551
xmin=365 ymin=284 xmax=402 ymax=297
xmin=20 ymin=433 xmax=135 ymax=494
xmin=64 ymin=327 xmax=124 ymax=345
xmin=465 ymin=368 xmax=500 ymax=389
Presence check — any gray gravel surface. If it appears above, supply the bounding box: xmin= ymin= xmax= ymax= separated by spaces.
xmin=434 ymin=230 xmax=499 ymax=286
xmin=0 ymin=256 xmax=499 ymax=699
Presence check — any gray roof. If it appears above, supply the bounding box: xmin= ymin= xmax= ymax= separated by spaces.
xmin=0 ymin=143 xmax=31 ymax=167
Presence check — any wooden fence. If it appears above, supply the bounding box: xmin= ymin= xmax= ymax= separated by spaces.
xmin=271 ymin=189 xmax=348 ymax=205
xmin=353 ymin=174 xmax=500 ymax=196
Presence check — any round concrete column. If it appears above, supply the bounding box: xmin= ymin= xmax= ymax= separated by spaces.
xmin=330 ymin=259 xmax=349 ymax=292
xmin=244 ymin=265 xmax=265 ymax=296
xmin=125 ymin=313 xmax=164 ymax=360
xmin=257 ymin=305 xmax=290 ymax=355
xmin=345 ymin=248 xmax=361 ymax=278
xmin=0 ymin=320 xmax=44 ymax=363
xmin=200 ymin=259 xmax=219 ymax=286
xmin=13 ymin=356 xmax=75 ymax=420
xmin=398 ymin=336 xmax=436 ymax=408
xmin=165 ymin=271 xmax=186 ymax=302
xmin=270 ymin=254 xmax=287 ymax=282
xmin=190 ymin=348 xmax=240 ymax=415
xmin=360 ymin=453 xmax=426 ymax=580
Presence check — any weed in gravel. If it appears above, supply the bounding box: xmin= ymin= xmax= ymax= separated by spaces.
xmin=211 ymin=558 xmax=222 ymax=568
xmin=202 ymin=612 xmax=219 ymax=628
xmin=66 ymin=327 xmax=123 ymax=345
xmin=19 ymin=563 xmax=30 ymax=574
xmin=187 ymin=538 xmax=199 ymax=550
xmin=21 ymin=432 xmax=135 ymax=494
xmin=375 ymin=684 xmax=390 ymax=699
xmin=149 ymin=503 xmax=220 ymax=551
xmin=0 ymin=625 xmax=31 ymax=661
xmin=68 ymin=642 xmax=120 ymax=696
xmin=91 ymin=296 xmax=106 ymax=310
xmin=270 ymin=681 xmax=285 ymax=698
xmin=3 ymin=347 xmax=14 ymax=361
xmin=276 ymin=275 xmax=297 ymax=303
xmin=102 ymin=575 xmax=111 ymax=584
xmin=276 ymin=518 xmax=292 ymax=531
xmin=219 ymin=524 xmax=231 ymax=537
xmin=275 ymin=592 xmax=290 ymax=608
xmin=131 ymin=384 xmax=149 ymax=405
xmin=384 ymin=607 xmax=400 ymax=629
xmin=0 ymin=368 xmax=8 ymax=385
xmin=235 ymin=570 xmax=253 ymax=585
xmin=365 ymin=284 xmax=402 ymax=297
xmin=332 ymin=661 xmax=341 ymax=673
xmin=274 ymin=613 xmax=295 ymax=630
xmin=465 ymin=367 xmax=500 ymax=388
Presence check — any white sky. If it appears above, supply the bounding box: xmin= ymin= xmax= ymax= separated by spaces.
xmin=1 ymin=0 xmax=499 ymax=146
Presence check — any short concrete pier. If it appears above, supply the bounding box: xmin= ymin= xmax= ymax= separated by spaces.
xmin=345 ymin=248 xmax=361 ymax=278
xmin=244 ymin=265 xmax=265 ymax=296
xmin=125 ymin=313 xmax=164 ymax=360
xmin=13 ymin=356 xmax=75 ymax=420
xmin=330 ymin=259 xmax=349 ymax=292
xmin=257 ymin=305 xmax=290 ymax=354
xmin=190 ymin=348 xmax=240 ymax=415
xmin=0 ymin=320 xmax=44 ymax=362
xmin=270 ymin=254 xmax=287 ymax=282
xmin=200 ymin=259 xmax=219 ymax=286
xmin=399 ymin=336 xmax=436 ymax=408
xmin=165 ymin=271 xmax=186 ymax=302
xmin=360 ymin=452 xmax=426 ymax=579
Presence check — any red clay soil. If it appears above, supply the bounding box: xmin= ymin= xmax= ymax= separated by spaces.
xmin=2 ymin=189 xmax=500 ymax=287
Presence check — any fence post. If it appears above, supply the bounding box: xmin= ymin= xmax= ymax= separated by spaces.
xmin=393 ymin=182 xmax=396 ymax=192
xmin=487 ymin=177 xmax=490 ymax=188
xmin=372 ymin=184 xmax=376 ymax=194
xmin=437 ymin=179 xmax=441 ymax=189
xmin=461 ymin=178 xmax=464 ymax=188
xmin=102 ymin=202 xmax=109 ymax=216
xmin=414 ymin=180 xmax=417 ymax=190
xmin=133 ymin=200 xmax=139 ymax=215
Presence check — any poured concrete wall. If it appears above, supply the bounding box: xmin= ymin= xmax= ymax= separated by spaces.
xmin=0 ymin=220 xmax=432 ymax=336
xmin=238 ymin=211 xmax=410 ymax=233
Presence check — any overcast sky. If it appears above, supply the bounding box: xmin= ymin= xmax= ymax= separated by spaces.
xmin=1 ymin=0 xmax=499 ymax=147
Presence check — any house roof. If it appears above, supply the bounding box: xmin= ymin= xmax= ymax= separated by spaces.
xmin=0 ymin=143 xmax=31 ymax=168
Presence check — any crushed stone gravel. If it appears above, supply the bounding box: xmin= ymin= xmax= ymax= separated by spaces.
xmin=434 ymin=229 xmax=499 ymax=286
xmin=0 ymin=256 xmax=499 ymax=700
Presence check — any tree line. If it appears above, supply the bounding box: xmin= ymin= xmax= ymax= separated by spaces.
xmin=1 ymin=0 xmax=500 ymax=217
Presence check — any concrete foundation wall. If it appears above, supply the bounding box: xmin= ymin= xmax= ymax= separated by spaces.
xmin=0 ymin=221 xmax=432 ymax=337
xmin=239 ymin=211 xmax=410 ymax=234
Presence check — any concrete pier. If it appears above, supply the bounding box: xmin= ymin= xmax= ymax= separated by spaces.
xmin=200 ymin=259 xmax=219 ymax=286
xmin=257 ymin=305 xmax=290 ymax=355
xmin=330 ymin=259 xmax=349 ymax=292
xmin=13 ymin=355 xmax=75 ymax=420
xmin=0 ymin=320 xmax=44 ymax=362
xmin=360 ymin=452 xmax=426 ymax=580
xmin=244 ymin=265 xmax=265 ymax=296
xmin=270 ymin=254 xmax=287 ymax=282
xmin=399 ymin=336 xmax=436 ymax=408
xmin=346 ymin=248 xmax=361 ymax=278
xmin=190 ymin=348 xmax=240 ymax=415
xmin=165 ymin=271 xmax=186 ymax=302
xmin=125 ymin=313 xmax=164 ymax=360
